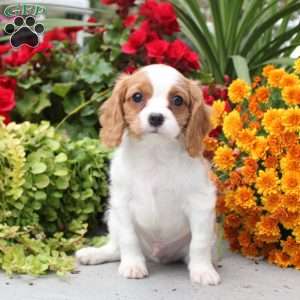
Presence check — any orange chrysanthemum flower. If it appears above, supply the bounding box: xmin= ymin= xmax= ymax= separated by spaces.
xmin=287 ymin=144 xmax=300 ymax=160
xmin=262 ymin=109 xmax=285 ymax=134
xmin=213 ymin=145 xmax=235 ymax=171
xmin=267 ymin=135 xmax=283 ymax=156
xmin=273 ymin=208 xmax=298 ymax=230
xmin=268 ymin=250 xmax=291 ymax=268
xmin=280 ymin=157 xmax=300 ymax=173
xmin=203 ymin=136 xmax=218 ymax=152
xmin=281 ymin=236 xmax=300 ymax=257
xmin=282 ymin=194 xmax=300 ymax=213
xmin=223 ymin=110 xmax=243 ymax=140
xmin=255 ymin=86 xmax=269 ymax=102
xmin=262 ymin=65 xmax=275 ymax=78
xmin=282 ymin=108 xmax=300 ymax=132
xmin=235 ymin=186 xmax=257 ymax=209
xmin=282 ymin=85 xmax=300 ymax=105
xmin=210 ymin=100 xmax=226 ymax=128
xmin=262 ymin=193 xmax=282 ymax=213
xmin=249 ymin=96 xmax=264 ymax=119
xmin=280 ymin=73 xmax=300 ymax=88
xmin=256 ymin=168 xmax=279 ymax=195
xmin=228 ymin=171 xmax=242 ymax=188
xmin=251 ymin=136 xmax=268 ymax=160
xmin=264 ymin=156 xmax=278 ymax=168
xmin=256 ymin=216 xmax=281 ymax=243
xmin=281 ymin=171 xmax=300 ymax=195
xmin=228 ymin=79 xmax=251 ymax=103
xmin=281 ymin=132 xmax=298 ymax=148
xmin=267 ymin=68 xmax=286 ymax=88
xmin=236 ymin=128 xmax=256 ymax=152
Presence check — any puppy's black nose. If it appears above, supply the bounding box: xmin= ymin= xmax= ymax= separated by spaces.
xmin=148 ymin=113 xmax=164 ymax=127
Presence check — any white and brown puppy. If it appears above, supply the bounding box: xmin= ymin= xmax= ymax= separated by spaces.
xmin=76 ymin=64 xmax=220 ymax=285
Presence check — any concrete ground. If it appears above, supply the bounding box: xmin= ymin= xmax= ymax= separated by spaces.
xmin=1 ymin=249 xmax=300 ymax=300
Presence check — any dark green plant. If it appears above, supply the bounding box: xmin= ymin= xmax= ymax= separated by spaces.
xmin=173 ymin=0 xmax=300 ymax=83
xmin=0 ymin=120 xmax=109 ymax=275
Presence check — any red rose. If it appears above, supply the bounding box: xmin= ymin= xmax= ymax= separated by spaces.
xmin=0 ymin=112 xmax=11 ymax=124
xmin=4 ymin=45 xmax=33 ymax=66
xmin=44 ymin=28 xmax=69 ymax=42
xmin=140 ymin=1 xmax=179 ymax=35
xmin=32 ymin=40 xmax=53 ymax=56
xmin=145 ymin=39 xmax=169 ymax=63
xmin=168 ymin=39 xmax=188 ymax=63
xmin=153 ymin=2 xmax=179 ymax=35
xmin=123 ymin=15 xmax=138 ymax=28
xmin=0 ymin=76 xmax=16 ymax=91
xmin=140 ymin=0 xmax=158 ymax=18
xmin=122 ymin=21 xmax=150 ymax=54
xmin=0 ymin=87 xmax=15 ymax=113
xmin=184 ymin=50 xmax=200 ymax=70
xmin=0 ymin=43 xmax=11 ymax=55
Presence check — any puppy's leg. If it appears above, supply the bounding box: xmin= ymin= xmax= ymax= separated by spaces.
xmin=115 ymin=205 xmax=148 ymax=279
xmin=76 ymin=211 xmax=120 ymax=265
xmin=185 ymin=191 xmax=220 ymax=285
xmin=76 ymin=240 xmax=119 ymax=265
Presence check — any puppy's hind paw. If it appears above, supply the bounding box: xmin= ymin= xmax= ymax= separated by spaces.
xmin=190 ymin=265 xmax=220 ymax=286
xmin=76 ymin=247 xmax=104 ymax=265
xmin=119 ymin=260 xmax=148 ymax=279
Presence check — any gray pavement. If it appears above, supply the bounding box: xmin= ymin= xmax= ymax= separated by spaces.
xmin=1 ymin=249 xmax=300 ymax=300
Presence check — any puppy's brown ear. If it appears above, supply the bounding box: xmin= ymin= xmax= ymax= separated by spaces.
xmin=99 ymin=74 xmax=129 ymax=148
xmin=184 ymin=80 xmax=211 ymax=158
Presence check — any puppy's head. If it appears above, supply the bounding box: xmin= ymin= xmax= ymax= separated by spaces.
xmin=100 ymin=64 xmax=211 ymax=157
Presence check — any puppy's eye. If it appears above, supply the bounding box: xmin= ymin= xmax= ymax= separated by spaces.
xmin=172 ymin=95 xmax=184 ymax=106
xmin=132 ymin=92 xmax=143 ymax=103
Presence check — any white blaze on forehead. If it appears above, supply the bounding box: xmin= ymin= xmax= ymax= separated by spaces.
xmin=142 ymin=64 xmax=182 ymax=103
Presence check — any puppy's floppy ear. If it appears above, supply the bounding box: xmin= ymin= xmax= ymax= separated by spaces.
xmin=184 ymin=80 xmax=211 ymax=158
xmin=99 ymin=74 xmax=129 ymax=148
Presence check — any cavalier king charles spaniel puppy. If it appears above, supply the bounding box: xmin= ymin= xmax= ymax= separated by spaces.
xmin=76 ymin=64 xmax=220 ymax=285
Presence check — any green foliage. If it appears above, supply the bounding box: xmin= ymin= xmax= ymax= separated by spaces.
xmin=0 ymin=120 xmax=110 ymax=275
xmin=173 ymin=0 xmax=300 ymax=83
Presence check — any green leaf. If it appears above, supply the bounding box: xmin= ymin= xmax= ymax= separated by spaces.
xmin=34 ymin=174 xmax=50 ymax=189
xmin=231 ymin=55 xmax=251 ymax=84
xmin=54 ymin=168 xmax=69 ymax=177
xmin=55 ymin=177 xmax=69 ymax=190
xmin=31 ymin=162 xmax=47 ymax=174
xmin=55 ymin=153 xmax=68 ymax=163
xmin=52 ymin=83 xmax=73 ymax=98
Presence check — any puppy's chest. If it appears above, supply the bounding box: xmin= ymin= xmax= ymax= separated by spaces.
xmin=129 ymin=159 xmax=189 ymax=239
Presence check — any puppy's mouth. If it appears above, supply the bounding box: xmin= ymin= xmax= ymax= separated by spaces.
xmin=149 ymin=128 xmax=159 ymax=134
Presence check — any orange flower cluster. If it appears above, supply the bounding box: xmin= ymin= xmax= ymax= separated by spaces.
xmin=210 ymin=60 xmax=300 ymax=269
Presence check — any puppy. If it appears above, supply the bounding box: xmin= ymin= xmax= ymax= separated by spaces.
xmin=76 ymin=64 xmax=220 ymax=285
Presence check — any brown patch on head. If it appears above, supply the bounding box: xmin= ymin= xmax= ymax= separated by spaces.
xmin=183 ymin=80 xmax=211 ymax=158
xmin=123 ymin=70 xmax=153 ymax=137
xmin=167 ymin=78 xmax=191 ymax=129
xmin=99 ymin=70 xmax=153 ymax=148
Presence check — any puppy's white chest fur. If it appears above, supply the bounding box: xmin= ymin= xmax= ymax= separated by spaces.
xmin=110 ymin=132 xmax=213 ymax=262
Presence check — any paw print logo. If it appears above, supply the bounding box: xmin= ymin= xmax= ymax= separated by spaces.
xmin=4 ymin=16 xmax=44 ymax=48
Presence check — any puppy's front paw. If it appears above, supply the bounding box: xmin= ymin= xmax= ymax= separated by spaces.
xmin=119 ymin=260 xmax=148 ymax=279
xmin=189 ymin=264 xmax=220 ymax=285
xmin=76 ymin=247 xmax=103 ymax=265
